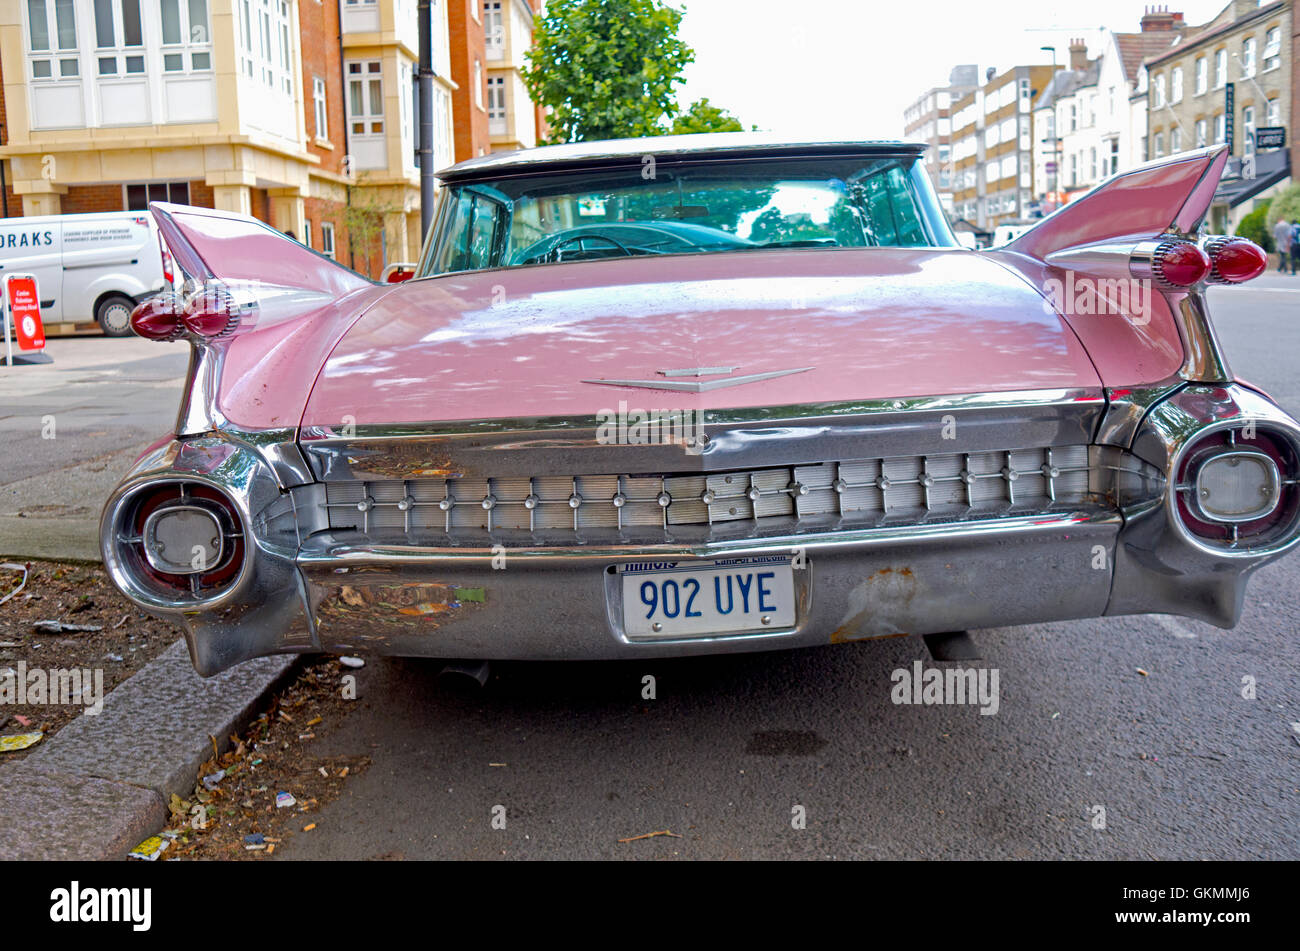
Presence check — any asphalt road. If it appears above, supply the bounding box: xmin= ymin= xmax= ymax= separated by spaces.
xmin=3 ymin=277 xmax=1298 ymax=859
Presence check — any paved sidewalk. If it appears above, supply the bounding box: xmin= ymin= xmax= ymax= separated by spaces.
xmin=0 ymin=641 xmax=296 ymax=861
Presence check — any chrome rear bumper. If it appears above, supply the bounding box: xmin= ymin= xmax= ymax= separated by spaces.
xmin=101 ymin=383 xmax=1300 ymax=676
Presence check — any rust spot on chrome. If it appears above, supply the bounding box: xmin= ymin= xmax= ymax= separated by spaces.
xmin=315 ymin=580 xmax=486 ymax=642
xmin=829 ymin=566 xmax=918 ymax=643
xmin=831 ymin=628 xmax=910 ymax=644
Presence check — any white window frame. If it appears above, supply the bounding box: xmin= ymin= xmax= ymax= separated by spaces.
xmin=236 ymin=0 xmax=291 ymax=94
xmin=1171 ymin=126 xmax=1181 ymax=154
xmin=1241 ymin=37 xmax=1256 ymax=78
xmin=1195 ymin=118 xmax=1207 ymax=148
xmin=1194 ymin=56 xmax=1206 ymax=95
xmin=1213 ymin=112 xmax=1225 ymax=145
xmin=25 ymin=0 xmax=81 ymax=81
xmin=473 ymin=58 xmax=483 ymax=109
xmin=1170 ymin=66 xmax=1182 ymax=104
xmin=347 ymin=59 xmax=384 ymax=137
xmin=321 ymin=222 xmax=336 ymax=259
xmin=487 ymin=74 xmax=506 ymax=134
xmin=1262 ymin=27 xmax=1280 ymax=72
xmin=1265 ymin=97 xmax=1280 ymax=128
xmin=484 ymin=1 xmax=504 ymax=58
xmin=1243 ymin=105 xmax=1256 ymax=155
xmin=159 ymin=0 xmax=213 ymax=74
xmin=92 ymin=0 xmax=147 ymax=78
xmin=1214 ymin=49 xmax=1226 ymax=88
xmin=1153 ymin=73 xmax=1166 ymax=108
xmin=313 ymin=75 xmax=328 ymax=138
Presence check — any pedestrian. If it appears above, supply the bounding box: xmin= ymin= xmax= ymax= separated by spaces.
xmin=1291 ymin=221 xmax=1300 ymax=276
xmin=1274 ymin=216 xmax=1292 ymax=272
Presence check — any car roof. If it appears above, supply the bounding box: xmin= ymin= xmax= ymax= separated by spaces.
xmin=437 ymin=132 xmax=926 ymax=182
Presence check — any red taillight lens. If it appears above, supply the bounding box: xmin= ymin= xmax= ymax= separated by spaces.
xmin=1204 ymin=236 xmax=1267 ymax=284
xmin=182 ymin=285 xmax=240 ymax=338
xmin=159 ymin=233 xmax=175 ymax=285
xmin=129 ymin=293 xmax=184 ymax=340
xmin=1151 ymin=240 xmax=1211 ymax=287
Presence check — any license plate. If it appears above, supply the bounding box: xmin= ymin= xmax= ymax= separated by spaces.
xmin=620 ymin=556 xmax=796 ymax=638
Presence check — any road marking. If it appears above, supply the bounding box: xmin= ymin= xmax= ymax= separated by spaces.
xmin=1215 ymin=286 xmax=1300 ymax=294
xmin=1152 ymin=614 xmax=1198 ymax=639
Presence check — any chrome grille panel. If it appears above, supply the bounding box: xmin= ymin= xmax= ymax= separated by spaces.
xmin=320 ymin=446 xmax=1093 ymax=535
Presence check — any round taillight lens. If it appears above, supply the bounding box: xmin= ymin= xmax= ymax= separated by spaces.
xmin=182 ymin=285 xmax=241 ymax=338
xmin=129 ymin=483 xmax=244 ymax=593
xmin=1208 ymin=237 xmax=1267 ymax=283
xmin=1152 ymin=241 xmax=1211 ymax=287
xmin=1175 ymin=427 xmax=1300 ymax=550
xmin=129 ymin=293 xmax=184 ymax=340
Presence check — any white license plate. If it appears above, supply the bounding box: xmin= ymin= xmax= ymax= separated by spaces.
xmin=620 ymin=557 xmax=796 ymax=638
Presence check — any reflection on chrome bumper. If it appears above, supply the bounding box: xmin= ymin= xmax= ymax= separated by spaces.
xmin=100 ymin=384 xmax=1300 ymax=676
xmin=295 ymin=511 xmax=1120 ymax=662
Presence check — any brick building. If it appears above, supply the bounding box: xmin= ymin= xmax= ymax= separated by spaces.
xmin=1145 ymin=0 xmax=1292 ymax=232
xmin=0 ymin=1 xmax=538 ymax=277
xmin=950 ymin=62 xmax=1059 ymax=230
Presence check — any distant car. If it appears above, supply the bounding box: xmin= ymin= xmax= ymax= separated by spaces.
xmin=101 ymin=133 xmax=1289 ymax=677
xmin=0 ymin=210 xmax=174 ymax=336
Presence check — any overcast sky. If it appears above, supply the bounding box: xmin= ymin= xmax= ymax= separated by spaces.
xmin=674 ymin=0 xmax=1230 ymax=139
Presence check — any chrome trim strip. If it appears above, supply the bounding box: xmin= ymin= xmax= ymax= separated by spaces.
xmin=1095 ymin=379 xmax=1187 ymax=447
xmin=581 ymin=367 xmax=814 ymax=393
xmin=297 ymin=509 xmax=1118 ymax=568
xmin=301 ymin=388 xmax=1103 ymax=439
xmin=298 ymin=388 xmax=1106 ymax=482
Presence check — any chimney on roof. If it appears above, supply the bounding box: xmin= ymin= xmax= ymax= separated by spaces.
xmin=1139 ymin=5 xmax=1180 ymax=31
xmin=1068 ymin=38 xmax=1088 ymax=71
xmin=1231 ymin=0 xmax=1260 ymax=20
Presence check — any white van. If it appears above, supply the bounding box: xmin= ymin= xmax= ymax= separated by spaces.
xmin=990 ymin=221 xmax=1036 ymax=248
xmin=0 ymin=211 xmax=174 ymax=336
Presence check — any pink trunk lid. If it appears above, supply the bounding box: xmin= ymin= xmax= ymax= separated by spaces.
xmin=301 ymin=248 xmax=1103 ymax=427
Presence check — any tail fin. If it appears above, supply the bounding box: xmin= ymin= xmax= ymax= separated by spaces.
xmin=149 ymin=201 xmax=373 ymax=298
xmin=1005 ymin=146 xmax=1229 ymax=260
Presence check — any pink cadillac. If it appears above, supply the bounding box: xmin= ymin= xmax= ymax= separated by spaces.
xmin=102 ymin=133 xmax=1294 ymax=676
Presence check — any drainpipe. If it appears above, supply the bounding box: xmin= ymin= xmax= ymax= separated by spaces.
xmin=338 ymin=0 xmax=354 ymax=270
xmin=417 ymin=0 xmax=436 ymax=241
xmin=0 ymin=124 xmax=8 ymax=217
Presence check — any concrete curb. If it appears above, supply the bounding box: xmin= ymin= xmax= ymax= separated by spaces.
xmin=0 ymin=639 xmax=298 ymax=860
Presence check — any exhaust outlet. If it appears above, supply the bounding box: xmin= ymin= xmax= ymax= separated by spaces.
xmin=438 ymin=659 xmax=491 ymax=689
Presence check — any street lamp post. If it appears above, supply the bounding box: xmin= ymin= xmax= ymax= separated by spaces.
xmin=1040 ymin=47 xmax=1060 ymax=210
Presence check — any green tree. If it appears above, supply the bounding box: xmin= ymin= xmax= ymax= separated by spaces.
xmin=1235 ymin=201 xmax=1273 ymax=252
xmin=670 ymin=98 xmax=749 ymax=134
xmin=1265 ymin=183 xmax=1300 ymax=235
xmin=523 ymin=0 xmax=695 ymax=144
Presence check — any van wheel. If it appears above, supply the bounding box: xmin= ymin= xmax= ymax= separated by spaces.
xmin=96 ymin=295 xmax=135 ymax=337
